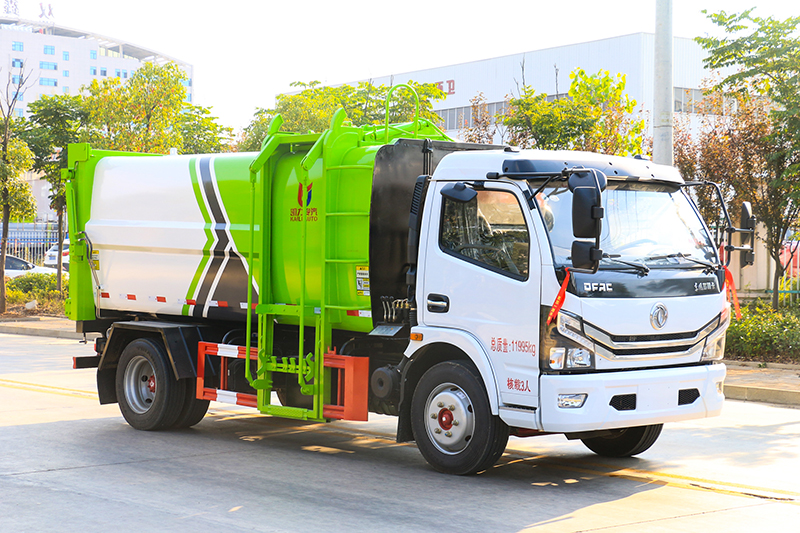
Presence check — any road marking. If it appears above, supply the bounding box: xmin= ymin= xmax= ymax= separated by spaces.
xmin=499 ymin=454 xmax=800 ymax=505
xmin=0 ymin=378 xmax=98 ymax=400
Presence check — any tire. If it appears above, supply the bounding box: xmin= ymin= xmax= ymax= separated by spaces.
xmin=411 ymin=361 xmax=509 ymax=475
xmin=115 ymin=338 xmax=186 ymax=431
xmin=172 ymin=378 xmax=210 ymax=429
xmin=581 ymin=424 xmax=663 ymax=457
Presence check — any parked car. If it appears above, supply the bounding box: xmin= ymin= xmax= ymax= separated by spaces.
xmin=44 ymin=239 xmax=69 ymax=271
xmin=3 ymin=254 xmax=59 ymax=278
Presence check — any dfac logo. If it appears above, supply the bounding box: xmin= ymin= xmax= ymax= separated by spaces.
xmin=650 ymin=302 xmax=668 ymax=329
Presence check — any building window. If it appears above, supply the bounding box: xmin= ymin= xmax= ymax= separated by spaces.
xmin=12 ymin=74 xmax=22 ymax=85
xmin=123 ymin=70 xmax=128 ymax=79
xmin=115 ymin=69 xmax=120 ymax=77
xmin=40 ymin=78 xmax=58 ymax=87
xmin=44 ymin=45 xmax=55 ymax=55
xmin=187 ymin=93 xmax=192 ymax=103
xmin=90 ymin=50 xmax=97 ymax=59
xmin=63 ymin=86 xmax=70 ymax=94
xmin=674 ymin=87 xmax=704 ymax=114
xmin=11 ymin=58 xmax=23 ymax=68
xmin=40 ymin=61 xmax=58 ymax=70
xmin=63 ymin=51 xmax=69 ymax=61
xmin=90 ymin=66 xmax=97 ymax=75
xmin=63 ymin=70 xmax=69 ymax=77
xmin=100 ymin=67 xmax=107 ymax=76
xmin=13 ymin=91 xmax=22 ymax=102
xmin=12 ymin=41 xmax=23 ymax=51
xmin=16 ymin=109 xmax=23 ymax=118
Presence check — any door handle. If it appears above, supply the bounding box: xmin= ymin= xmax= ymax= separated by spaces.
xmin=427 ymin=294 xmax=450 ymax=313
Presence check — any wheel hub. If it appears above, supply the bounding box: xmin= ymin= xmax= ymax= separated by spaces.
xmin=425 ymin=383 xmax=475 ymax=455
xmin=124 ymin=355 xmax=157 ymax=415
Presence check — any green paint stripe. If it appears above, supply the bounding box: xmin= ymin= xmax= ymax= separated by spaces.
xmin=183 ymin=156 xmax=215 ymax=315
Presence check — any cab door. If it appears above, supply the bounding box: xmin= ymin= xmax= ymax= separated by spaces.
xmin=421 ymin=180 xmax=541 ymax=408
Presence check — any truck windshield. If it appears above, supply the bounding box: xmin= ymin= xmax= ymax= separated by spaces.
xmin=535 ymin=181 xmax=717 ymax=269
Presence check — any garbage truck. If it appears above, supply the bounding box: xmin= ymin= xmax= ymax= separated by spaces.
xmin=66 ymin=86 xmax=755 ymax=475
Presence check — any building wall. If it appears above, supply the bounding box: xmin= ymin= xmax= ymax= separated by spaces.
xmin=347 ymin=33 xmax=728 ymax=139
xmin=0 ymin=19 xmax=193 ymax=118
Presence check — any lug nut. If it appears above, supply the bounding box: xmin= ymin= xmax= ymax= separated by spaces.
xmin=437 ymin=402 xmax=444 ymax=408
xmin=434 ymin=428 xmax=442 ymax=434
xmin=430 ymin=413 xmax=437 ymax=419
xmin=444 ymin=431 xmax=452 ymax=437
xmin=448 ymin=405 xmax=456 ymax=411
xmin=453 ymin=420 xmax=459 ymax=426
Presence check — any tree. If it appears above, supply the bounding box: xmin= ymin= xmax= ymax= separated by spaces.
xmin=460 ymin=92 xmax=497 ymax=144
xmin=238 ymin=80 xmax=446 ymax=151
xmin=0 ymin=66 xmax=35 ymax=313
xmin=695 ymin=10 xmax=800 ymax=308
xmin=85 ymin=62 xmax=186 ymax=153
xmin=178 ymin=104 xmax=234 ymax=154
xmin=19 ymin=95 xmax=89 ymax=291
xmin=502 ymin=69 xmax=646 ymax=155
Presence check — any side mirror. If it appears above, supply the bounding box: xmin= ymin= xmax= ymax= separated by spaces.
xmin=740 ymin=202 xmax=756 ymax=246
xmin=572 ymin=241 xmax=603 ymax=271
xmin=441 ymin=182 xmax=477 ymax=203
xmin=572 ymin=187 xmax=603 ymax=239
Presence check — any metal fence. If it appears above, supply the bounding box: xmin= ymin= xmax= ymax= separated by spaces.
xmin=3 ymin=227 xmax=64 ymax=266
xmin=778 ymin=242 xmax=800 ymax=307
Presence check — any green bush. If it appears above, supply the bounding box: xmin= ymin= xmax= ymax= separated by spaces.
xmin=725 ymin=300 xmax=800 ymax=362
xmin=5 ymin=273 xmax=68 ymax=315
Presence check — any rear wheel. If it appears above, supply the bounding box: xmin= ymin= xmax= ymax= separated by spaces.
xmin=172 ymin=378 xmax=210 ymax=428
xmin=411 ymin=361 xmax=508 ymax=475
xmin=115 ymin=338 xmax=185 ymax=431
xmin=581 ymin=424 xmax=663 ymax=457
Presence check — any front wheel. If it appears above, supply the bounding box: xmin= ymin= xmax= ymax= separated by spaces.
xmin=580 ymin=424 xmax=663 ymax=457
xmin=411 ymin=361 xmax=508 ymax=475
xmin=115 ymin=338 xmax=186 ymax=431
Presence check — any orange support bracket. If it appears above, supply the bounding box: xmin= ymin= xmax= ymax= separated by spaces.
xmin=322 ymin=349 xmax=370 ymax=421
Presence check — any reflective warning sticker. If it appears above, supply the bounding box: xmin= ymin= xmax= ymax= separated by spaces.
xmin=356 ymin=266 xmax=370 ymax=296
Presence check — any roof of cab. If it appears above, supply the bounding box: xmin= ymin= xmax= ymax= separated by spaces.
xmin=432 ymin=149 xmax=684 ymax=185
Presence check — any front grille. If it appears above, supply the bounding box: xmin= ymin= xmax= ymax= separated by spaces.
xmin=610 ymin=331 xmax=697 ymax=343
xmin=610 ymin=394 xmax=637 ymax=411
xmin=678 ymin=388 xmax=700 ymax=405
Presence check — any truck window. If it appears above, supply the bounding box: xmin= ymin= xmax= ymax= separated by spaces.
xmin=440 ymin=189 xmax=529 ymax=279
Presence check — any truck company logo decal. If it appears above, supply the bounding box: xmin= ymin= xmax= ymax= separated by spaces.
xmin=584 ymin=282 xmax=612 ymax=293
xmin=650 ymin=302 xmax=668 ymax=329
xmin=298 ymin=183 xmax=312 ymax=206
xmin=694 ymin=281 xmax=716 ymax=292
xmin=290 ymin=183 xmax=318 ymax=222
xmin=186 ymin=156 xmax=257 ymax=319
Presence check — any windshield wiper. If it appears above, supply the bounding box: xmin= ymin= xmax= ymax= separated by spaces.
xmin=602 ymin=254 xmax=650 ymax=276
xmin=646 ymin=253 xmax=718 ymax=274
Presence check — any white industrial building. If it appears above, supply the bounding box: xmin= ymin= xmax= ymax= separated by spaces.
xmin=0 ymin=14 xmax=193 ymax=119
xmin=350 ymin=33 xmax=718 ymax=139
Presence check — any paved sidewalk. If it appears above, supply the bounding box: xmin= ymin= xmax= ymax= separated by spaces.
xmin=1 ymin=316 xmax=798 ymax=407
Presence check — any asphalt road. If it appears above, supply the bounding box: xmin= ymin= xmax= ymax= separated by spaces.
xmin=1 ymin=334 xmax=799 ymax=532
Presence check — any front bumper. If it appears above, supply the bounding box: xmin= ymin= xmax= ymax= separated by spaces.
xmin=539 ymin=363 xmax=726 ymax=433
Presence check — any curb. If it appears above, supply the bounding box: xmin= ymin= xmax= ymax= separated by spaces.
xmin=724 ymin=384 xmax=800 ymax=407
xmin=0 ymin=325 xmax=98 ymax=341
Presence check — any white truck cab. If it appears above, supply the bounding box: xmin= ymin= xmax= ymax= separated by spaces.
xmin=402 ymin=149 xmax=746 ymax=473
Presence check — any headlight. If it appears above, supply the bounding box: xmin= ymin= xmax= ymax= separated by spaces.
xmin=557 ymin=312 xmax=595 ymax=351
xmin=702 ymin=331 xmax=726 ymax=361
xmin=548 ymin=312 xmax=596 ymax=370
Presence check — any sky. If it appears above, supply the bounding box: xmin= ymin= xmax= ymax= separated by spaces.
xmin=11 ymin=0 xmax=798 ymax=132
